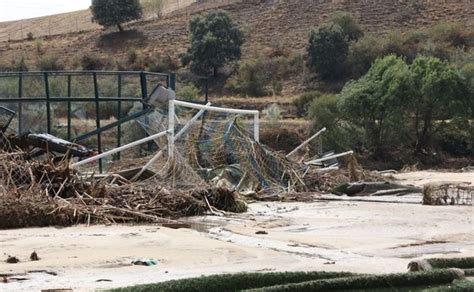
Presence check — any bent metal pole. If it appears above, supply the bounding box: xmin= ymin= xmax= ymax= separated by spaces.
xmin=286 ymin=127 xmax=327 ymax=158
xmin=71 ymin=130 xmax=170 ymax=168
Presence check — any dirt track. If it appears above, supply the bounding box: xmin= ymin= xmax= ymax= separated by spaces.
xmin=0 ymin=171 xmax=472 ymax=291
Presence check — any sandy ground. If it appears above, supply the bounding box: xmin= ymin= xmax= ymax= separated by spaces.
xmin=0 ymin=171 xmax=473 ymax=291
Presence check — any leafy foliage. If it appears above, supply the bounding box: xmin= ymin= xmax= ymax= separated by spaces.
xmin=176 ymin=84 xmax=201 ymax=102
xmin=307 ymin=23 xmax=348 ymax=80
xmin=293 ymin=91 xmax=321 ymax=117
xmin=329 ymin=11 xmax=364 ymax=42
xmin=409 ymin=56 xmax=470 ymax=153
xmin=181 ymin=10 xmax=243 ymax=77
xmin=338 ymin=55 xmax=412 ymax=152
xmin=36 ymin=54 xmax=65 ymax=71
xmin=91 ymin=0 xmax=143 ymax=32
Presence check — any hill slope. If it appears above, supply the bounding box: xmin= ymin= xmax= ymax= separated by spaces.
xmin=0 ymin=0 xmax=472 ymax=82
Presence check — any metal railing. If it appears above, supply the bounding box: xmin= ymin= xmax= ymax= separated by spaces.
xmin=0 ymin=70 xmax=175 ymax=172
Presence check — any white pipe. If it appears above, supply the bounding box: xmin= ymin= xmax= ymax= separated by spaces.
xmin=175 ymin=102 xmax=211 ymax=139
xmin=254 ymin=113 xmax=259 ymax=142
xmin=314 ymin=166 xmax=339 ymax=172
xmin=131 ymin=102 xmax=211 ymax=181
xmin=174 ymin=100 xmax=259 ymax=115
xmin=168 ymin=99 xmax=175 ymax=159
xmin=305 ymin=150 xmax=354 ymax=165
xmin=72 ymin=130 xmax=170 ymax=167
xmin=286 ymin=127 xmax=326 ymax=158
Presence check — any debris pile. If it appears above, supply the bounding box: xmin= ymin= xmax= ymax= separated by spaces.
xmin=423 ymin=182 xmax=473 ymax=206
xmin=0 ymin=151 xmax=247 ymax=229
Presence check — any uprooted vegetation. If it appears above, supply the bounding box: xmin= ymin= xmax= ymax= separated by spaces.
xmin=0 ymin=151 xmax=247 ymax=229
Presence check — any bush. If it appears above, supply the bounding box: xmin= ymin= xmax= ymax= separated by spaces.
xmin=26 ymin=32 xmax=34 ymax=40
xmin=36 ymin=54 xmax=64 ymax=71
xmin=429 ymin=22 xmax=470 ymax=48
xmin=81 ymin=54 xmax=106 ymax=70
xmin=307 ymin=23 xmax=349 ymax=80
xmin=263 ymin=103 xmax=282 ymax=127
xmin=329 ymin=11 xmax=363 ymax=42
xmin=435 ymin=117 xmax=473 ymax=156
xmin=146 ymin=53 xmax=179 ymax=73
xmin=226 ymin=58 xmax=268 ymax=97
xmin=176 ymin=84 xmax=201 ymax=102
xmin=348 ymin=34 xmax=384 ymax=77
xmin=293 ymin=91 xmax=321 ymax=117
xmin=308 ymin=93 xmax=362 ymax=152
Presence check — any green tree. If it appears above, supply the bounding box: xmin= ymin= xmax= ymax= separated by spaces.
xmin=307 ymin=23 xmax=348 ymax=80
xmin=91 ymin=0 xmax=143 ymax=32
xmin=338 ymin=55 xmax=412 ymax=152
xmin=181 ymin=10 xmax=244 ymax=77
xmin=308 ymin=94 xmax=361 ymax=151
xmin=409 ymin=56 xmax=470 ymax=153
xmin=330 ymin=11 xmax=364 ymax=42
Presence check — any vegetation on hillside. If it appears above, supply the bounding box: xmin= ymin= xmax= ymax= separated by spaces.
xmin=181 ymin=10 xmax=244 ymax=77
xmin=91 ymin=0 xmax=143 ymax=32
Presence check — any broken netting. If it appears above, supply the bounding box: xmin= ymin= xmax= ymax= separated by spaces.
xmin=132 ymin=105 xmax=312 ymax=194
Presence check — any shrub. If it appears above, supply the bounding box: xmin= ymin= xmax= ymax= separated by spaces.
xmin=307 ymin=23 xmax=348 ymax=80
xmin=26 ymin=32 xmax=34 ymax=40
xmin=81 ymin=54 xmax=106 ymax=70
xmin=146 ymin=53 xmax=179 ymax=73
xmin=142 ymin=0 xmax=164 ymax=18
xmin=226 ymin=58 xmax=268 ymax=97
xmin=348 ymin=34 xmax=384 ymax=77
xmin=263 ymin=103 xmax=282 ymax=127
xmin=176 ymin=84 xmax=201 ymax=102
xmin=14 ymin=56 xmax=29 ymax=72
xmin=181 ymin=10 xmax=244 ymax=76
xmin=435 ymin=117 xmax=473 ymax=156
xmin=329 ymin=11 xmax=363 ymax=42
xmin=293 ymin=91 xmax=321 ymax=117
xmin=36 ymin=54 xmax=64 ymax=71
xmin=429 ymin=22 xmax=470 ymax=48
xmin=308 ymin=93 xmax=362 ymax=152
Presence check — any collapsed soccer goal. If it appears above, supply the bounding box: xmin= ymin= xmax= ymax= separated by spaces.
xmin=71 ymin=87 xmax=315 ymax=193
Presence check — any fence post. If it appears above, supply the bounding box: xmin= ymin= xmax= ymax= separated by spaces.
xmin=93 ymin=72 xmax=103 ymax=173
xmin=44 ymin=72 xmax=51 ymax=134
xmin=116 ymin=73 xmax=122 ymax=160
xmin=169 ymin=73 xmax=176 ymax=90
xmin=18 ymin=73 xmax=23 ymax=133
xmin=168 ymin=99 xmax=175 ymax=159
xmin=67 ymin=75 xmax=72 ymax=140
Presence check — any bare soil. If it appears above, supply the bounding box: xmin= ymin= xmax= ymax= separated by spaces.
xmin=0 ymin=171 xmax=472 ymax=291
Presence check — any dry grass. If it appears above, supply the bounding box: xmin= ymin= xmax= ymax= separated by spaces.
xmin=0 ymin=0 xmax=200 ymax=42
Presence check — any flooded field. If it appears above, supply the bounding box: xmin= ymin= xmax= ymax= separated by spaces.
xmin=1 ymin=171 xmax=472 ymax=291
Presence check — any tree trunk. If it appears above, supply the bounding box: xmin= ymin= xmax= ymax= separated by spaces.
xmin=117 ymin=23 xmax=124 ymax=32
xmin=415 ymin=114 xmax=432 ymax=155
xmin=213 ymin=66 xmax=218 ymax=77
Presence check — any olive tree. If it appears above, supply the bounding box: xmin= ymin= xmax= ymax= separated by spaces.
xmin=181 ymin=10 xmax=244 ymax=77
xmin=91 ymin=0 xmax=142 ymax=32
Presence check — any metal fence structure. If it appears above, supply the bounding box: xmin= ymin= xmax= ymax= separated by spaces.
xmin=0 ymin=71 xmax=176 ymax=171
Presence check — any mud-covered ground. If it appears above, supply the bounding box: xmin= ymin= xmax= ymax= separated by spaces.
xmin=0 ymin=171 xmax=472 ymax=291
